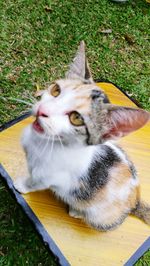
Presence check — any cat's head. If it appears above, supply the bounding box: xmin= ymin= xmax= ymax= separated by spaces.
xmin=31 ymin=41 xmax=149 ymax=146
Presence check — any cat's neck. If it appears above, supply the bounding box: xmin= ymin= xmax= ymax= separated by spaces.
xmin=22 ymin=124 xmax=95 ymax=155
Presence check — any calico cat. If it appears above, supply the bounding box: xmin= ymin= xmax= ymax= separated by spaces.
xmin=14 ymin=41 xmax=150 ymax=231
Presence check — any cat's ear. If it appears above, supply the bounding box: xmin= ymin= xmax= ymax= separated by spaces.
xmin=65 ymin=41 xmax=93 ymax=83
xmin=102 ymin=106 xmax=150 ymax=140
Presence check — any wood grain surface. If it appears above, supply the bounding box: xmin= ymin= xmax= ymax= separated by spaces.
xmin=0 ymin=82 xmax=150 ymax=266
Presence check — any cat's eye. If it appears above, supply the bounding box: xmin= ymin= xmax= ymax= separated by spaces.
xmin=69 ymin=111 xmax=84 ymax=126
xmin=51 ymin=84 xmax=61 ymax=97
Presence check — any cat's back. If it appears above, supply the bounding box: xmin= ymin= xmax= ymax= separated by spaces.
xmin=71 ymin=141 xmax=138 ymax=203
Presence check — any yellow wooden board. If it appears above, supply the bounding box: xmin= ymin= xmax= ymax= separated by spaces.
xmin=0 ymin=82 xmax=150 ymax=266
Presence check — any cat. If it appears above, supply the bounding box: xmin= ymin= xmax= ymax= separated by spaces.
xmin=14 ymin=41 xmax=150 ymax=231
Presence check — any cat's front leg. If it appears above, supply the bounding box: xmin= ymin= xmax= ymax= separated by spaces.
xmin=69 ymin=207 xmax=84 ymax=219
xmin=14 ymin=176 xmax=49 ymax=194
xmin=14 ymin=176 xmax=32 ymax=194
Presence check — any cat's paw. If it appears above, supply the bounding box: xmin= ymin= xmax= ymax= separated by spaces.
xmin=69 ymin=208 xmax=83 ymax=219
xmin=14 ymin=177 xmax=30 ymax=194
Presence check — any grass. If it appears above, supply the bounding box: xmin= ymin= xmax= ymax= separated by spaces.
xmin=0 ymin=0 xmax=150 ymax=126
xmin=134 ymin=249 xmax=150 ymax=266
xmin=0 ymin=0 xmax=150 ymax=265
xmin=0 ymin=180 xmax=57 ymax=266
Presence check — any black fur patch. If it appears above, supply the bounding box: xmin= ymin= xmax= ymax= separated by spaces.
xmin=74 ymin=126 xmax=90 ymax=145
xmin=71 ymin=145 xmax=121 ymax=201
xmin=91 ymin=90 xmax=110 ymax=103
xmin=85 ymin=124 xmax=90 ymax=145
xmin=129 ymin=162 xmax=137 ymax=179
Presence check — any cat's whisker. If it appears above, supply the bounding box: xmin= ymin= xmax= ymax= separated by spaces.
xmin=7 ymin=97 xmax=33 ymax=106
xmin=26 ymin=92 xmax=37 ymax=103
xmin=49 ymin=134 xmax=55 ymax=159
xmin=32 ymin=123 xmax=56 ymax=158
xmin=40 ymin=134 xmax=51 ymax=157
xmin=24 ymin=95 xmax=36 ymax=104
xmin=48 ymin=125 xmax=65 ymax=151
xmin=42 ymin=123 xmax=65 ymax=154
xmin=0 ymin=96 xmax=7 ymax=102
xmin=29 ymin=131 xmax=48 ymax=161
xmin=42 ymin=123 xmax=58 ymax=158
xmin=31 ymin=139 xmax=45 ymax=160
xmin=0 ymin=96 xmax=33 ymax=106
xmin=57 ymin=134 xmax=65 ymax=151
xmin=53 ymin=131 xmax=65 ymax=151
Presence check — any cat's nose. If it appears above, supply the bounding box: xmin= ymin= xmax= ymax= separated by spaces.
xmin=37 ymin=106 xmax=49 ymax=118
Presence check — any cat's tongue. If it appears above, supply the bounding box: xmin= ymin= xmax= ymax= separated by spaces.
xmin=33 ymin=119 xmax=44 ymax=133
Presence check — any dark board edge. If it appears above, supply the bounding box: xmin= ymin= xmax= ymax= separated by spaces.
xmin=95 ymin=79 xmax=141 ymax=108
xmin=0 ymin=164 xmax=70 ymax=266
xmin=0 ymin=112 xmax=31 ymax=132
xmin=124 ymin=237 xmax=150 ymax=266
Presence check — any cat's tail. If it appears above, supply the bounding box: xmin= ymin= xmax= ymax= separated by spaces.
xmin=132 ymin=201 xmax=150 ymax=225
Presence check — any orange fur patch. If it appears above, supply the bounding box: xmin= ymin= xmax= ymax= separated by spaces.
xmin=87 ymin=163 xmax=138 ymax=225
xmin=110 ymin=163 xmax=132 ymax=188
xmin=74 ymin=94 xmax=91 ymax=114
xmin=73 ymin=162 xmax=140 ymax=227
xmin=76 ymin=104 xmax=90 ymax=113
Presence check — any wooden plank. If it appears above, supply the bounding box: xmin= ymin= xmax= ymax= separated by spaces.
xmin=0 ymin=82 xmax=150 ymax=266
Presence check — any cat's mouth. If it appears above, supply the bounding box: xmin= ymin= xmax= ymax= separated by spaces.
xmin=33 ymin=119 xmax=44 ymax=133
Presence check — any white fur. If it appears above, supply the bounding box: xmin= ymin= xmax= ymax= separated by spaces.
xmin=15 ymin=125 xmax=98 ymax=200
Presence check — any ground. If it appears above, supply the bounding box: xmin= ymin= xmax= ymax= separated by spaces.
xmin=0 ymin=0 xmax=150 ymax=265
